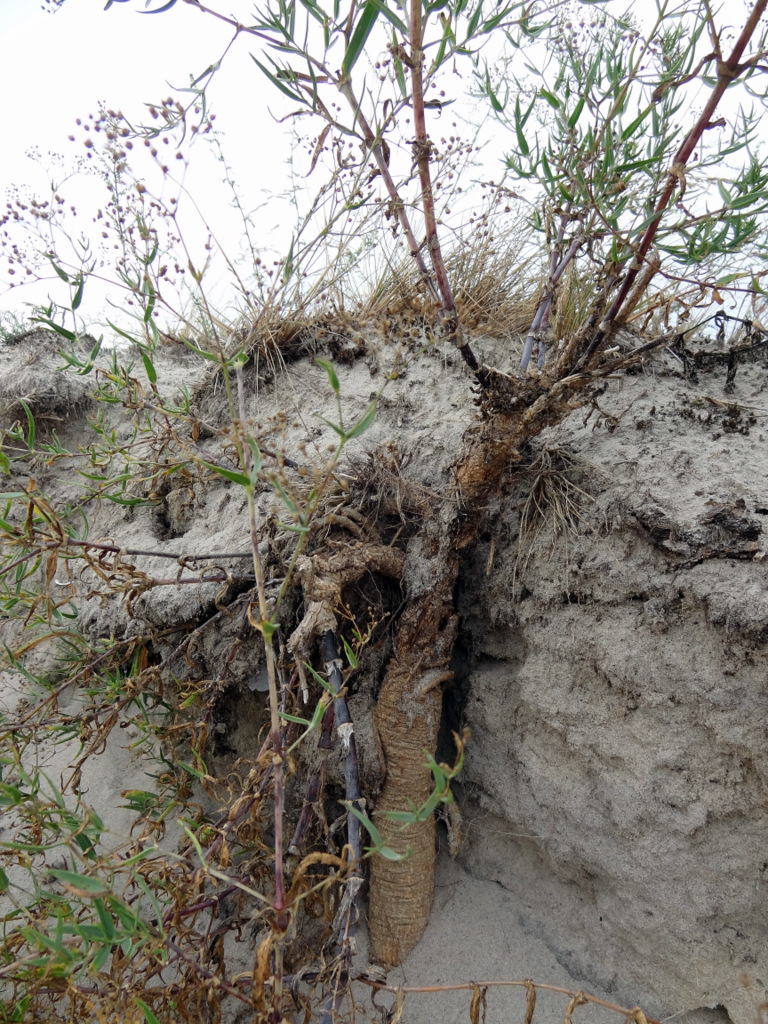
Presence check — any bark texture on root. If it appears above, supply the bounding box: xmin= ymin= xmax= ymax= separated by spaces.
xmin=368 ymin=398 xmax=573 ymax=966
xmin=368 ymin=545 xmax=458 ymax=966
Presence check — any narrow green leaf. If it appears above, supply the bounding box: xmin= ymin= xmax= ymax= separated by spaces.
xmin=341 ymin=635 xmax=358 ymax=668
xmin=18 ymin=399 xmax=35 ymax=451
xmin=0 ymin=867 xmax=8 ymax=894
xmin=94 ymin=899 xmax=116 ymax=941
xmin=248 ymin=438 xmax=262 ymax=477
xmin=296 ymin=0 xmax=324 ymax=24
xmin=279 ymin=712 xmax=312 ymax=726
xmin=539 ymin=88 xmax=560 ymax=110
xmin=343 ymin=0 xmax=379 ymax=76
xmin=91 ymin=944 xmax=111 ymax=972
xmin=250 ymin=56 xmax=304 ymax=103
xmin=48 ymin=869 xmax=110 ymax=895
xmin=433 ymin=12 xmax=453 ymax=69
xmin=385 ymin=810 xmax=418 ymax=822
xmin=107 ymin=319 xmax=140 ymax=346
xmin=466 ymin=1 xmax=483 ymax=38
xmin=30 ymin=317 xmax=76 ymax=342
xmin=715 ymin=272 xmax=747 ymax=286
xmin=620 ymin=106 xmax=650 ymax=142
xmin=71 ymin=276 xmax=84 ymax=311
xmin=380 ymin=845 xmax=410 ymax=860
xmin=316 ymin=357 xmax=340 ymax=395
xmin=46 ymin=254 xmax=70 ymax=283
xmin=567 ymin=95 xmax=585 ymax=128
xmin=318 ymin=416 xmax=346 ymax=438
xmin=392 ymin=28 xmax=407 ymax=98
xmin=485 ymin=67 xmax=503 ymax=112
xmin=514 ymin=97 xmax=529 ymax=157
xmin=348 ymin=803 xmax=383 ymax=846
xmin=135 ymin=999 xmax=163 ymax=1024
xmin=541 ymin=149 xmax=554 ymax=183
xmin=367 ymin=0 xmax=406 ymax=34
xmin=198 ymin=460 xmax=251 ymax=487
xmin=142 ymin=281 xmax=156 ymax=323
xmin=731 ymin=190 xmax=768 ymax=210
xmin=346 ymin=399 xmax=377 ymax=439
xmin=140 ymin=351 xmax=157 ymax=386
xmin=135 ymin=877 xmax=165 ymax=937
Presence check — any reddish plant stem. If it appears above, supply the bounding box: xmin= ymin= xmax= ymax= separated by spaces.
xmin=409 ymin=0 xmax=480 ymax=374
xmin=337 ymin=79 xmax=440 ymax=305
xmin=576 ymin=0 xmax=768 ymax=368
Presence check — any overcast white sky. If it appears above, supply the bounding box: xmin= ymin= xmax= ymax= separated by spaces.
xmin=0 ymin=0 xmax=300 ymax=326
xmin=1 ymin=0 xmax=765 ymax=335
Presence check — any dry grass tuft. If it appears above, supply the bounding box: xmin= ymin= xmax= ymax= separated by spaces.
xmin=445 ymin=228 xmax=540 ymax=336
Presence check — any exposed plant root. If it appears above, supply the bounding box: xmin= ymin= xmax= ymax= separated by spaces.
xmin=367 ymin=377 xmax=595 ymax=964
xmin=369 ymin=546 xmax=459 ymax=964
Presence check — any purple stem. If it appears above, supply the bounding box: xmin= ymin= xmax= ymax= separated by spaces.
xmin=521 ymin=230 xmax=583 ymax=370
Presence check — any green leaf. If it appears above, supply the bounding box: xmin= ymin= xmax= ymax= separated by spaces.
xmin=539 ymin=88 xmax=560 ymax=110
xmin=91 ymin=944 xmax=111 ymax=972
xmin=296 ymin=0 xmax=325 ymax=23
xmin=717 ymin=180 xmax=733 ymax=206
xmin=514 ymin=97 xmax=530 ymax=157
xmin=367 ymin=0 xmax=407 ymax=34
xmin=348 ymin=803 xmax=382 ymax=846
xmin=385 ymin=810 xmax=418 ymax=822
xmin=248 ymin=438 xmax=262 ymax=478
xmin=466 ymin=1 xmax=484 ymax=38
xmin=380 ymin=845 xmax=410 ymax=860
xmin=135 ymin=877 xmax=165 ymax=938
xmin=392 ymin=29 xmax=407 ymax=97
xmin=731 ymin=190 xmax=768 ymax=210
xmin=18 ymin=399 xmax=35 ymax=451
xmin=316 ymin=357 xmax=340 ymax=394
xmin=260 ymin=619 xmax=280 ymax=641
xmin=620 ymin=106 xmax=650 ymax=142
xmin=250 ymin=56 xmax=304 ymax=104
xmin=198 ymin=460 xmax=251 ymax=487
xmin=567 ymin=95 xmax=585 ymax=128
xmin=135 ymin=999 xmax=162 ymax=1024
xmin=341 ymin=635 xmax=358 ymax=668
xmin=318 ymin=416 xmax=347 ymax=439
xmin=715 ymin=272 xmax=747 ymax=286
xmin=45 ymin=254 xmax=70 ymax=283
xmin=343 ymin=0 xmax=380 ymax=76
xmin=485 ymin=67 xmax=504 ymax=112
xmin=94 ymin=899 xmax=116 ymax=941
xmin=142 ymin=281 xmax=156 ymax=323
xmin=71 ymin=276 xmax=84 ymax=311
xmin=30 ymin=317 xmax=76 ymax=342
xmin=279 ymin=712 xmax=312 ymax=726
xmin=346 ymin=399 xmax=377 ymax=439
xmin=8 ymin=996 xmax=29 ymax=1022
xmin=0 ymin=867 xmax=8 ymax=894
xmin=48 ymin=870 xmax=110 ymax=895
xmin=541 ymin=149 xmax=554 ymax=183
xmin=106 ymin=319 xmax=140 ymax=346
xmin=141 ymin=350 xmax=157 ymax=386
